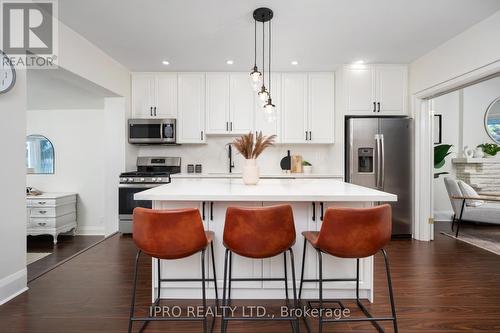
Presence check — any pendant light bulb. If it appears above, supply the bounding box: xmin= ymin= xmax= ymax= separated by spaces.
xmin=258 ymin=86 xmax=269 ymax=102
xmin=263 ymin=98 xmax=276 ymax=122
xmin=250 ymin=66 xmax=262 ymax=83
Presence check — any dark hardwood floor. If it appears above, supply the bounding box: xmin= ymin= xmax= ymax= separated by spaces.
xmin=1 ymin=226 xmax=499 ymax=332
xmin=27 ymin=235 xmax=104 ymax=282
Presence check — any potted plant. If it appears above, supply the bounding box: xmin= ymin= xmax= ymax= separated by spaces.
xmin=434 ymin=144 xmax=452 ymax=179
xmin=233 ymin=131 xmax=276 ymax=185
xmin=477 ymin=143 xmax=500 ymax=157
xmin=302 ymin=161 xmax=312 ymax=174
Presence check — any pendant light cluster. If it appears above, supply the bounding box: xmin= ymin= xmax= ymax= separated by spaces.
xmin=250 ymin=8 xmax=275 ymax=118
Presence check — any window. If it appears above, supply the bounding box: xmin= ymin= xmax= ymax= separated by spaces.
xmin=26 ymin=135 xmax=55 ymax=174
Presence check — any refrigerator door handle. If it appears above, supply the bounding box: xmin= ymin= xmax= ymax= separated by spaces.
xmin=374 ymin=134 xmax=381 ymax=189
xmin=380 ymin=134 xmax=385 ymax=189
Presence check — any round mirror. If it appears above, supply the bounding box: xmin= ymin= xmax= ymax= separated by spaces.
xmin=26 ymin=135 xmax=55 ymax=174
xmin=485 ymin=97 xmax=500 ymax=143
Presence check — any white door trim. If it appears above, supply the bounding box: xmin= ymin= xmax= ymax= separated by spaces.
xmin=412 ymin=60 xmax=500 ymax=241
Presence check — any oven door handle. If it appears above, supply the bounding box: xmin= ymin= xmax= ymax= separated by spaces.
xmin=119 ymin=184 xmax=159 ymax=188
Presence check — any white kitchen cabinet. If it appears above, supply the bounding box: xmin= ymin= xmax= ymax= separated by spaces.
xmin=281 ymin=73 xmax=308 ymax=143
xmin=230 ymin=73 xmax=255 ymax=134
xmin=254 ymin=73 xmax=281 ymax=141
xmin=177 ymin=73 xmax=206 ymax=143
xmin=344 ymin=65 xmax=407 ymax=115
xmin=131 ymin=73 xmax=177 ymax=118
xmin=205 ymin=73 xmax=230 ymax=134
xmin=308 ymin=73 xmax=335 ymax=143
xmin=205 ymin=73 xmax=254 ymax=135
xmin=131 ymin=74 xmax=155 ymax=117
xmin=281 ymin=73 xmax=335 ymax=144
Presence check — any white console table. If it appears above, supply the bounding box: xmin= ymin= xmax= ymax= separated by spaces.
xmin=26 ymin=193 xmax=77 ymax=244
xmin=452 ymin=158 xmax=500 ymax=192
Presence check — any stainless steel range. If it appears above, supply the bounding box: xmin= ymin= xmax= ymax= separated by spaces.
xmin=119 ymin=156 xmax=181 ymax=233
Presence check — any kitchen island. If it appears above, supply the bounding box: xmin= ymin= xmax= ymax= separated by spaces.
xmin=135 ymin=178 xmax=397 ymax=302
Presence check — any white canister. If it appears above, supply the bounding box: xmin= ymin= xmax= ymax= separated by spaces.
xmin=303 ymin=165 xmax=313 ymax=174
xmin=473 ymin=147 xmax=485 ymax=158
xmin=242 ymin=158 xmax=260 ymax=185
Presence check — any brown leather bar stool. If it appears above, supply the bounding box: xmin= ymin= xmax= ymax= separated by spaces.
xmin=128 ymin=207 xmax=218 ymax=333
xmin=221 ymin=204 xmax=300 ymax=333
xmin=298 ymin=204 xmax=398 ymax=333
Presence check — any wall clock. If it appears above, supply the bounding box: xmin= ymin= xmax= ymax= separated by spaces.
xmin=0 ymin=50 xmax=16 ymax=94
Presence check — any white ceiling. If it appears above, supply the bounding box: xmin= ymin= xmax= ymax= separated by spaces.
xmin=58 ymin=0 xmax=500 ymax=72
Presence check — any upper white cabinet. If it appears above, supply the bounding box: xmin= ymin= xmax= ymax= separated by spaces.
xmin=205 ymin=73 xmax=254 ymax=135
xmin=177 ymin=73 xmax=206 ymax=143
xmin=131 ymin=73 xmax=177 ymax=118
xmin=344 ymin=65 xmax=407 ymax=115
xmin=281 ymin=72 xmax=335 ymax=144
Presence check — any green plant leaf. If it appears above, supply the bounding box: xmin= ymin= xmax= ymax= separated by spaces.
xmin=434 ymin=144 xmax=452 ymax=169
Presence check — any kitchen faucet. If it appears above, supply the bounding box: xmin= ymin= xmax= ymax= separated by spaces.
xmin=227 ymin=144 xmax=235 ymax=173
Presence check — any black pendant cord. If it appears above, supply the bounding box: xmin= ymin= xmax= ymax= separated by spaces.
xmin=268 ymin=20 xmax=271 ymax=97
xmin=261 ymin=20 xmax=265 ymax=89
xmin=253 ymin=19 xmax=257 ymax=67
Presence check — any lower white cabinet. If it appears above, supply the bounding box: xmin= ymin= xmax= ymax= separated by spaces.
xmin=26 ymin=193 xmax=77 ymax=244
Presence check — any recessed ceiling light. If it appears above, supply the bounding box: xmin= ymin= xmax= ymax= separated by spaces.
xmin=350 ymin=60 xmax=367 ymax=69
xmin=291 ymin=61 xmax=299 ymax=65
xmin=353 ymin=60 xmax=365 ymax=65
xmin=226 ymin=60 xmax=234 ymax=65
xmin=162 ymin=60 xmax=170 ymax=65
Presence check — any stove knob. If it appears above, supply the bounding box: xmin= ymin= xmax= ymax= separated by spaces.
xmin=157 ymin=177 xmax=162 ymax=182
xmin=120 ymin=178 xmax=126 ymax=182
xmin=128 ymin=178 xmax=134 ymax=182
xmin=151 ymin=178 xmax=156 ymax=182
xmin=140 ymin=178 xmax=145 ymax=182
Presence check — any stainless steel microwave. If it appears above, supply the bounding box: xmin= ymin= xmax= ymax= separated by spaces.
xmin=128 ymin=118 xmax=176 ymax=144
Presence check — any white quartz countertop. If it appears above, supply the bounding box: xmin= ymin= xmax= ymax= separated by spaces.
xmin=134 ymin=178 xmax=397 ymax=202
xmin=171 ymin=173 xmax=344 ymax=179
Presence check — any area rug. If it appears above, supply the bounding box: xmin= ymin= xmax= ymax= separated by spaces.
xmin=27 ymin=252 xmax=51 ymax=265
xmin=441 ymin=224 xmax=500 ymax=255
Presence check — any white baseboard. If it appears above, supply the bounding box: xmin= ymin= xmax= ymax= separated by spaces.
xmin=434 ymin=211 xmax=454 ymax=222
xmin=0 ymin=268 xmax=27 ymax=305
xmin=75 ymin=226 xmax=105 ymax=236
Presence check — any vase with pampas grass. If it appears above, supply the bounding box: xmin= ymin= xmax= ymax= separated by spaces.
xmin=232 ymin=131 xmax=276 ymax=185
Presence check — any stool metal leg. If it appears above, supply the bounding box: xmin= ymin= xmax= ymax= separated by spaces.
xmin=128 ymin=250 xmax=141 ymax=333
xmin=210 ymin=242 xmax=219 ymax=304
xmin=284 ymin=251 xmax=289 ymax=301
xmin=157 ymin=258 xmax=161 ymax=302
xmin=201 ymin=250 xmax=208 ymax=333
xmin=317 ymin=249 xmax=323 ymax=333
xmin=289 ymin=248 xmax=300 ymax=333
xmin=382 ymin=249 xmax=398 ymax=333
xmin=298 ymin=237 xmax=307 ymax=300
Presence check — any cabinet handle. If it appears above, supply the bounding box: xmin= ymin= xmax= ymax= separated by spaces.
xmin=230 ymin=122 xmax=233 ymax=131
xmin=39 ymin=210 xmax=47 ymax=214
xmin=38 ymin=201 xmax=46 ymax=205
xmin=210 ymin=202 xmax=214 ymax=221
xmin=226 ymin=122 xmax=228 ymax=131
xmin=373 ymin=102 xmax=376 ymax=112
xmin=320 ymin=202 xmax=324 ymax=221
xmin=154 ymin=106 xmax=157 ymax=116
xmin=150 ymin=106 xmax=153 ymax=116
xmin=377 ymin=102 xmax=380 ymax=112
xmin=312 ymin=202 xmax=316 ymax=221
xmin=305 ymin=131 xmax=308 ymax=141
xmin=38 ymin=222 xmax=47 ymax=226
xmin=202 ymin=202 xmax=206 ymax=220
xmin=201 ymin=131 xmax=204 ymax=140
xmin=309 ymin=131 xmax=312 ymax=141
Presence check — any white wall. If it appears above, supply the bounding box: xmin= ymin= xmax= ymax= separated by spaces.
xmin=26 ymin=108 xmax=107 ymax=235
xmin=410 ymin=10 xmax=500 ymax=95
xmin=0 ymin=70 xmax=27 ymax=305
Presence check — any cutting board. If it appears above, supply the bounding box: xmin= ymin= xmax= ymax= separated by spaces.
xmin=291 ymin=155 xmax=303 ymax=173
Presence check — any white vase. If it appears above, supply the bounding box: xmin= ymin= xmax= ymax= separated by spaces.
xmin=303 ymin=165 xmax=312 ymax=174
xmin=473 ymin=147 xmax=485 ymax=158
xmin=242 ymin=158 xmax=260 ymax=185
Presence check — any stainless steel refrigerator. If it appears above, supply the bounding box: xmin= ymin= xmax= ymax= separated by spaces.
xmin=345 ymin=117 xmax=413 ymax=237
